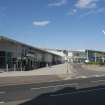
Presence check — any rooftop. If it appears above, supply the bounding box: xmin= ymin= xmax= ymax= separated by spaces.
xmin=0 ymin=36 xmax=62 ymax=57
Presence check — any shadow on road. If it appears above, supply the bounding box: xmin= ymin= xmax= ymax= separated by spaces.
xmin=19 ymin=86 xmax=105 ymax=105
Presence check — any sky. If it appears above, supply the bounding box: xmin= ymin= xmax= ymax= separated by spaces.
xmin=0 ymin=0 xmax=105 ymax=50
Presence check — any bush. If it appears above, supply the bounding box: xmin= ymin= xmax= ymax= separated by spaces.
xmin=86 ymin=61 xmax=97 ymax=65
xmin=86 ymin=61 xmax=105 ymax=65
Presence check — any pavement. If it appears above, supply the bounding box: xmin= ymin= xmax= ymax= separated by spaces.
xmin=69 ymin=64 xmax=105 ymax=78
xmin=0 ymin=64 xmax=70 ymax=77
xmin=0 ymin=64 xmax=71 ymax=87
xmin=82 ymin=64 xmax=105 ymax=71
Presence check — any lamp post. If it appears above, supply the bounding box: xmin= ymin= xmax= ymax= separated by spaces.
xmin=63 ymin=50 xmax=69 ymax=75
xmin=66 ymin=56 xmax=69 ymax=74
xmin=94 ymin=52 xmax=97 ymax=63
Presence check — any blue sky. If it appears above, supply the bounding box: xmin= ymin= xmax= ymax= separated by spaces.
xmin=0 ymin=0 xmax=105 ymax=50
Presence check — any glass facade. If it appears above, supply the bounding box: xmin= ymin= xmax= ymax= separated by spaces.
xmin=86 ymin=50 xmax=105 ymax=63
xmin=0 ymin=51 xmax=13 ymax=69
xmin=0 ymin=51 xmax=6 ymax=68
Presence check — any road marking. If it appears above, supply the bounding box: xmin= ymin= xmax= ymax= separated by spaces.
xmin=50 ymin=87 xmax=105 ymax=97
xmin=91 ymin=79 xmax=105 ymax=83
xmin=94 ymin=75 xmax=101 ymax=77
xmin=93 ymin=75 xmax=105 ymax=77
xmin=0 ymin=101 xmax=5 ymax=104
xmin=0 ymin=91 xmax=5 ymax=94
xmin=79 ymin=76 xmax=88 ymax=78
xmin=31 ymin=83 xmax=78 ymax=90
xmin=77 ymin=75 xmax=105 ymax=79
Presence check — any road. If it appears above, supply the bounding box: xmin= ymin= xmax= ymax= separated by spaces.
xmin=1 ymin=76 xmax=105 ymax=104
xmin=0 ymin=64 xmax=105 ymax=105
xmin=20 ymin=84 xmax=105 ymax=105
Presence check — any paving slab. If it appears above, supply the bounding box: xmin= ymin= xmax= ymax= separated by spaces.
xmin=0 ymin=64 xmax=69 ymax=77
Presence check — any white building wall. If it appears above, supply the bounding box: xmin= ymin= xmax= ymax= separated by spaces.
xmin=44 ymin=53 xmax=53 ymax=63
xmin=45 ymin=49 xmax=66 ymax=61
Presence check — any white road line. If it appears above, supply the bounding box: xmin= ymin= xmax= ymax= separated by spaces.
xmin=79 ymin=76 xmax=88 ymax=78
xmin=50 ymin=87 xmax=105 ymax=97
xmin=91 ymin=79 xmax=105 ymax=83
xmin=94 ymin=75 xmax=101 ymax=77
xmin=31 ymin=83 xmax=78 ymax=90
xmin=76 ymin=75 xmax=105 ymax=79
xmin=0 ymin=101 xmax=5 ymax=104
xmin=0 ymin=91 xmax=5 ymax=94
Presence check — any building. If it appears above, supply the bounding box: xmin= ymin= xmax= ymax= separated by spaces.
xmin=68 ymin=49 xmax=105 ymax=63
xmin=67 ymin=49 xmax=86 ymax=63
xmin=0 ymin=36 xmax=63 ymax=72
xmin=85 ymin=49 xmax=105 ymax=63
xmin=44 ymin=48 xmax=105 ymax=64
xmin=43 ymin=48 xmax=68 ymax=62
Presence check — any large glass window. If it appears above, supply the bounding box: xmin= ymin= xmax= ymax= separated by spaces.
xmin=0 ymin=51 xmax=6 ymax=68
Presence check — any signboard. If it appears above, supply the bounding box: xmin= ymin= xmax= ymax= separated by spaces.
xmin=89 ymin=56 xmax=95 ymax=61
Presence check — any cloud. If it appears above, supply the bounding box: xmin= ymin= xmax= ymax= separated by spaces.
xmin=33 ymin=20 xmax=50 ymax=27
xmin=102 ymin=30 xmax=105 ymax=35
xmin=79 ymin=7 xmax=105 ymax=17
xmin=48 ymin=0 xmax=67 ymax=7
xmin=75 ymin=0 xmax=98 ymax=9
xmin=68 ymin=9 xmax=77 ymax=15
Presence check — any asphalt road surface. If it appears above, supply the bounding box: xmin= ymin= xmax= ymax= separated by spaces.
xmin=1 ymin=76 xmax=105 ymax=105
xmin=20 ymin=85 xmax=105 ymax=105
xmin=1 ymin=64 xmax=105 ymax=105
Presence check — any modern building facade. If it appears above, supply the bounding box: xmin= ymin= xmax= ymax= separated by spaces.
xmin=43 ymin=48 xmax=67 ymax=62
xmin=86 ymin=49 xmax=105 ymax=63
xmin=0 ymin=36 xmax=63 ymax=72
xmin=68 ymin=49 xmax=105 ymax=63
xmin=68 ymin=50 xmax=86 ymax=63
xmin=44 ymin=49 xmax=105 ymax=64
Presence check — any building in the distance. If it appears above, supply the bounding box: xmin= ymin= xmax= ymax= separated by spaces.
xmin=43 ymin=48 xmax=67 ymax=62
xmin=0 ymin=36 xmax=63 ymax=72
xmin=69 ymin=49 xmax=105 ymax=63
xmin=68 ymin=50 xmax=86 ymax=63
xmin=44 ymin=49 xmax=105 ymax=64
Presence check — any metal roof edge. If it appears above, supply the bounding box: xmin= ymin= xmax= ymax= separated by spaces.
xmin=0 ymin=36 xmax=62 ymax=57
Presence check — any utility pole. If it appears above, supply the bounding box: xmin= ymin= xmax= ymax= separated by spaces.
xmin=66 ymin=56 xmax=69 ymax=74
xmin=87 ymin=50 xmax=89 ymax=61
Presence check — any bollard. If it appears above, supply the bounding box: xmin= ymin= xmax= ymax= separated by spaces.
xmin=46 ymin=63 xmax=48 ymax=67
xmin=6 ymin=64 xmax=8 ymax=72
xmin=14 ymin=64 xmax=16 ymax=72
